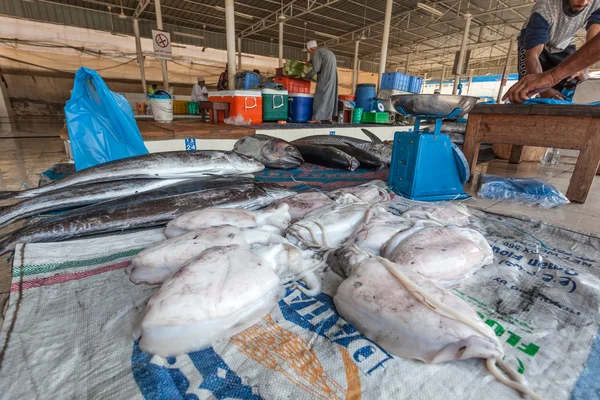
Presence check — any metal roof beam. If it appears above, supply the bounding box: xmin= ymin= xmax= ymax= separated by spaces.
xmin=134 ymin=0 xmax=150 ymax=18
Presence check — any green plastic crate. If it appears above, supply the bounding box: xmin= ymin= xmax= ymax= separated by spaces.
xmin=187 ymin=101 xmax=199 ymax=115
xmin=361 ymin=112 xmax=389 ymax=124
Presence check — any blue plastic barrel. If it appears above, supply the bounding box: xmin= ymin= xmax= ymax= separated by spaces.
xmin=288 ymin=93 xmax=314 ymax=123
xmin=355 ymin=83 xmax=378 ymax=112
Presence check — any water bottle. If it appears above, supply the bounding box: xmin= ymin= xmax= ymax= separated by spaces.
xmin=541 ymin=148 xmax=560 ymax=165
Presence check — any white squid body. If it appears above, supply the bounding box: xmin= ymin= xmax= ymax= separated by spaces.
xmin=164 ymin=204 xmax=291 ymax=238
xmin=401 ymin=203 xmax=471 ymax=226
xmin=127 ymin=226 xmax=285 ymax=285
xmin=327 ymin=182 xmax=391 ymax=205
xmin=138 ymin=245 xmax=283 ymax=357
xmin=268 ymin=192 xmax=335 ymax=221
xmin=334 ymin=257 xmax=502 ymax=363
xmin=383 ymin=226 xmax=493 ymax=287
xmin=346 ymin=209 xmax=413 ymax=255
xmin=286 ymin=203 xmax=381 ymax=249
xmin=251 ymin=243 xmax=323 ymax=295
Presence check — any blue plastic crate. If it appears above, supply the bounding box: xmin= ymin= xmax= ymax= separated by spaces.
xmin=237 ymin=72 xmax=261 ymax=89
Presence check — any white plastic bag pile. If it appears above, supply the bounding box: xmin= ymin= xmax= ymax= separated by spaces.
xmin=127 ymin=180 xmax=540 ymax=399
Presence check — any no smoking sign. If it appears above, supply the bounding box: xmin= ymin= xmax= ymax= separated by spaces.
xmin=152 ymin=30 xmax=172 ymax=60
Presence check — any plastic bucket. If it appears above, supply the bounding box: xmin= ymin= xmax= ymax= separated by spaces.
xmin=355 ymin=84 xmax=377 ymax=112
xmin=150 ymin=98 xmax=173 ymax=123
xmin=288 ymin=93 xmax=313 ymax=123
xmin=352 ymin=107 xmax=363 ymax=124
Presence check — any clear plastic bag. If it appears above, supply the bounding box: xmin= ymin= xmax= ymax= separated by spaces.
xmin=64 ymin=67 xmax=148 ymax=171
xmin=477 ymin=174 xmax=569 ymax=208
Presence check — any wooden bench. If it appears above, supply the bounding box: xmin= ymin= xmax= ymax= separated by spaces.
xmin=198 ymin=101 xmax=229 ymax=124
xmin=463 ymin=104 xmax=600 ymax=204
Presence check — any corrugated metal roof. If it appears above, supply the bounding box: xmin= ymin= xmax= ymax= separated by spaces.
xmin=2 ymin=0 xmax=593 ymax=76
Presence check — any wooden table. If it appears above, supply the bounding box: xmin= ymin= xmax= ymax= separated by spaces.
xmin=463 ymin=104 xmax=600 ymax=204
xmin=198 ymin=101 xmax=229 ymax=124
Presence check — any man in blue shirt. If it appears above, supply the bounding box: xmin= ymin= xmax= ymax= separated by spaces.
xmin=518 ymin=0 xmax=600 ymax=99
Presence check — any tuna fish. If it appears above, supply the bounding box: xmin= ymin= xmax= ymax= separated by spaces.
xmin=0 ymin=182 xmax=295 ymax=255
xmin=291 ymin=134 xmax=392 ymax=165
xmin=233 ymin=134 xmax=304 ymax=169
xmin=293 ymin=144 xmax=360 ymax=171
xmin=0 ymin=178 xmax=192 ymax=229
xmin=325 ymin=144 xmax=384 ymax=169
xmin=0 ymin=151 xmax=264 ymax=200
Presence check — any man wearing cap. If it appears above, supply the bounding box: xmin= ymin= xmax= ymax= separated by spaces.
xmin=191 ymin=77 xmax=208 ymax=102
xmin=304 ymin=40 xmax=338 ymax=123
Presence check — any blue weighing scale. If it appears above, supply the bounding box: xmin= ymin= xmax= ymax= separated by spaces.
xmin=388 ymin=94 xmax=477 ymax=201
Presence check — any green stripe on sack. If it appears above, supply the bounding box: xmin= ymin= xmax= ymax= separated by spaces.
xmin=13 ymin=248 xmax=145 ymax=277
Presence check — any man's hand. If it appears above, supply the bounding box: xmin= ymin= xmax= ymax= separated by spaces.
xmin=568 ymin=68 xmax=589 ymax=82
xmin=503 ymin=70 xmax=560 ymax=103
xmin=541 ymin=88 xmax=566 ymax=100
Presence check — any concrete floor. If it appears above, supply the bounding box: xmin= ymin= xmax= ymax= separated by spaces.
xmin=2 ymin=128 xmax=600 ymax=320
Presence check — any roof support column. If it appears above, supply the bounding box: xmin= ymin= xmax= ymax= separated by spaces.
xmin=352 ymin=40 xmax=360 ymax=94
xmin=154 ymin=0 xmax=169 ymax=91
xmin=237 ymin=37 xmax=242 ymax=70
xmin=404 ymin=53 xmax=411 ymax=74
xmin=0 ymin=70 xmax=14 ymax=130
xmin=278 ymin=20 xmax=284 ymax=68
xmin=497 ymin=37 xmax=516 ymax=103
xmin=378 ymin=0 xmax=393 ymax=90
xmin=225 ymin=0 xmax=237 ymax=89
xmin=132 ymin=18 xmax=147 ymax=95
xmin=439 ymin=65 xmax=446 ymax=92
xmin=453 ymin=13 xmax=472 ymax=94
xmin=467 ymin=69 xmax=475 ymax=95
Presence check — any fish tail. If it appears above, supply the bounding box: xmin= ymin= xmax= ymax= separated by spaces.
xmin=0 ymin=235 xmax=15 ymax=257
xmin=0 ymin=191 xmax=16 ymax=200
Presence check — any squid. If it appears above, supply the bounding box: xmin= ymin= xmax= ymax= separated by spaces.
xmin=127 ymin=226 xmax=286 ymax=285
xmin=327 ymin=181 xmax=391 ymax=205
xmin=164 ymin=203 xmax=291 ymax=238
xmin=267 ymin=191 xmax=335 ymax=222
xmin=137 ymin=245 xmax=283 ymax=357
xmin=334 ymin=253 xmax=541 ymax=400
xmin=286 ymin=203 xmax=384 ymax=249
xmin=383 ymin=226 xmax=493 ymax=287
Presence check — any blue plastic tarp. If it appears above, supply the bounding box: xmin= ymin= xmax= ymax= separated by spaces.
xmin=65 ymin=67 xmax=148 ymax=171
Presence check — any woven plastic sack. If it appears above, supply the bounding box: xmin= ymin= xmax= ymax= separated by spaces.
xmin=65 ymin=67 xmax=148 ymax=171
xmin=477 ymin=174 xmax=569 ymax=208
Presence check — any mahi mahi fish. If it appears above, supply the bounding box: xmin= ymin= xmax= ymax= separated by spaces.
xmin=291 ymin=129 xmax=392 ymax=165
xmin=0 ymin=151 xmax=264 ymax=200
xmin=233 ymin=134 xmax=304 ymax=169
xmin=0 ymin=178 xmax=195 ymax=229
xmin=293 ymin=144 xmax=360 ymax=171
xmin=0 ymin=181 xmax=295 ymax=255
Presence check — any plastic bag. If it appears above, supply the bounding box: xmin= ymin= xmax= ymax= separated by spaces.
xmin=477 ymin=174 xmax=569 ymax=208
xmin=65 ymin=67 xmax=148 ymax=171
xmin=224 ymin=114 xmax=252 ymax=126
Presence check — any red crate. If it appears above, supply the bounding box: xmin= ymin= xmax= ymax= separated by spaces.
xmin=274 ymin=77 xmax=311 ymax=94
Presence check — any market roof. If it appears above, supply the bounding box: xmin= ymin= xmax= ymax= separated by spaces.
xmin=0 ymin=0 xmax=592 ymax=76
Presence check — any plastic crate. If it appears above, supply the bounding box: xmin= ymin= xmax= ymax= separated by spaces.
xmin=187 ymin=101 xmax=199 ymax=114
xmin=173 ymin=100 xmax=188 ymax=115
xmin=381 ymin=72 xmax=411 ymax=91
xmin=237 ymin=72 xmax=261 ymax=89
xmin=273 ymin=77 xmax=311 ymax=94
xmin=361 ymin=111 xmax=389 ymax=124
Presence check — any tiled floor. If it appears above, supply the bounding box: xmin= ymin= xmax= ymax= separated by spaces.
xmin=2 ymin=128 xmax=600 ymax=319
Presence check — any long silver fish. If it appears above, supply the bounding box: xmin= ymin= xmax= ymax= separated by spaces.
xmin=0 ymin=179 xmax=194 ymax=229
xmin=0 ymin=151 xmax=264 ymax=200
xmin=291 ymin=134 xmax=392 ymax=165
xmin=234 ymin=134 xmax=304 ymax=169
xmin=0 ymin=182 xmax=295 ymax=255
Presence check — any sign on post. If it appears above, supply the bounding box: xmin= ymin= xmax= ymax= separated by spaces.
xmin=152 ymin=30 xmax=172 ymax=61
